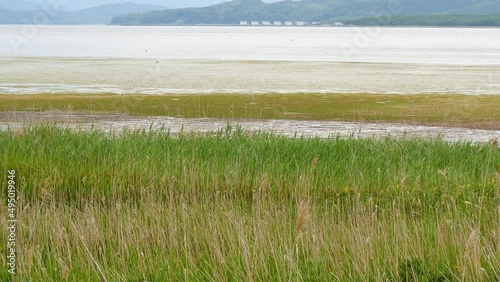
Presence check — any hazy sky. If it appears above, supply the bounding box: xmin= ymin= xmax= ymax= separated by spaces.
xmin=26 ymin=0 xmax=282 ymax=11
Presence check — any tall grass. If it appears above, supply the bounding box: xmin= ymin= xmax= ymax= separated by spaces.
xmin=1 ymin=125 xmax=499 ymax=281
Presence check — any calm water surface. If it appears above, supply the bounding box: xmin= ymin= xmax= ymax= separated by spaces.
xmin=0 ymin=25 xmax=499 ymax=94
xmin=1 ymin=25 xmax=500 ymax=63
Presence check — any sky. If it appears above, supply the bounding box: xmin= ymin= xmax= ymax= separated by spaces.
xmin=25 ymin=0 xmax=282 ymax=11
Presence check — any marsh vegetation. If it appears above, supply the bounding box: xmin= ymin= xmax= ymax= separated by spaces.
xmin=1 ymin=125 xmax=499 ymax=280
xmin=2 ymin=93 xmax=500 ymax=129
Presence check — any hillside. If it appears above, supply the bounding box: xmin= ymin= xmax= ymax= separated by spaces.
xmin=0 ymin=8 xmax=29 ymax=24
xmin=111 ymin=0 xmax=500 ymax=25
xmin=445 ymin=1 xmax=500 ymax=15
xmin=52 ymin=3 xmax=165 ymax=24
xmin=344 ymin=14 xmax=500 ymax=26
xmin=1 ymin=0 xmax=500 ymax=26
xmin=44 ymin=0 xmax=235 ymax=11
xmin=0 ymin=0 xmax=38 ymax=11
xmin=0 ymin=2 xmax=166 ymax=25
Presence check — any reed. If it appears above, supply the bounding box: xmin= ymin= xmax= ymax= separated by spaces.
xmin=0 ymin=125 xmax=499 ymax=281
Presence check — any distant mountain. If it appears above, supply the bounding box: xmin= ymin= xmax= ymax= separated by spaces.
xmin=45 ymin=0 xmax=233 ymax=11
xmin=0 ymin=8 xmax=28 ymax=24
xmin=0 ymin=0 xmax=38 ymax=11
xmin=2 ymin=0 xmax=500 ymax=26
xmin=0 ymin=2 xmax=166 ymax=25
xmin=52 ymin=3 xmax=166 ymax=24
xmin=444 ymin=1 xmax=500 ymax=15
xmin=111 ymin=0 xmax=500 ymax=25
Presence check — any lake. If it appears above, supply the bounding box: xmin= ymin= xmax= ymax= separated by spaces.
xmin=0 ymin=25 xmax=499 ymax=94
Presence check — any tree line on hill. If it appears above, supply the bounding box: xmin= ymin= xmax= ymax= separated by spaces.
xmin=111 ymin=0 xmax=500 ymax=26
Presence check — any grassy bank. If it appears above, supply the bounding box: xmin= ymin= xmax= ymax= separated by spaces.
xmin=1 ymin=125 xmax=499 ymax=281
xmin=2 ymin=93 xmax=500 ymax=129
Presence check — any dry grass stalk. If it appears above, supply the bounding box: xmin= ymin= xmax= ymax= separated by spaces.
xmin=13 ymin=130 xmax=22 ymax=139
xmin=464 ymin=229 xmax=482 ymax=279
xmin=253 ymin=174 xmax=269 ymax=215
xmin=491 ymin=138 xmax=498 ymax=149
xmin=295 ymin=201 xmax=310 ymax=241
xmin=71 ymin=222 xmax=108 ymax=282
xmin=399 ymin=177 xmax=406 ymax=191
xmin=259 ymin=173 xmax=269 ymax=192
xmin=311 ymin=155 xmax=319 ymax=171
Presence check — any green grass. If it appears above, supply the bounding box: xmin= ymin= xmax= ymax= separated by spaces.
xmin=1 ymin=125 xmax=499 ymax=281
xmin=2 ymin=93 xmax=500 ymax=129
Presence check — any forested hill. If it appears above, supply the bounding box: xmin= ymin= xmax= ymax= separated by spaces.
xmin=111 ymin=0 xmax=500 ymax=26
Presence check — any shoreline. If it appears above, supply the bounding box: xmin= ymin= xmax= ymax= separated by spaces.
xmin=1 ymin=110 xmax=499 ymax=144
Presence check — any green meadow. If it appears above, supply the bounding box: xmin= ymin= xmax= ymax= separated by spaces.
xmin=1 ymin=125 xmax=499 ymax=281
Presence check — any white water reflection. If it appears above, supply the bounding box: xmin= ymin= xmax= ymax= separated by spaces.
xmin=0 ymin=26 xmax=499 ymax=95
xmin=1 ymin=26 xmax=500 ymax=64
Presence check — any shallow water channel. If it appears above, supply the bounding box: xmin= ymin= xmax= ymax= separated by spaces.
xmin=1 ymin=111 xmax=498 ymax=144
